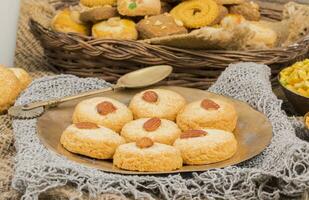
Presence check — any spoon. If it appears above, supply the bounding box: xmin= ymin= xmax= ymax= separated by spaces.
xmin=8 ymin=65 xmax=173 ymax=119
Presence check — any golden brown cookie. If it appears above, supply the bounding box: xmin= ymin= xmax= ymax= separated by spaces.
xmin=117 ymin=0 xmax=161 ymax=16
xmin=72 ymin=97 xmax=133 ymax=132
xmin=129 ymin=89 xmax=186 ymax=121
xmin=80 ymin=5 xmax=118 ymax=23
xmin=121 ymin=117 xmax=181 ymax=145
xmin=8 ymin=68 xmax=32 ymax=91
xmin=51 ymin=9 xmax=89 ymax=35
xmin=176 ymin=98 xmax=238 ymax=132
xmin=229 ymin=1 xmax=261 ymax=21
xmin=80 ymin=0 xmax=116 ymax=7
xmin=174 ymin=129 xmax=237 ymax=165
xmin=0 ymin=66 xmax=21 ymax=113
xmin=170 ymin=0 xmax=220 ymax=28
xmin=92 ymin=17 xmax=138 ymax=40
xmin=113 ymin=137 xmax=183 ymax=171
xmin=137 ymin=14 xmax=188 ymax=39
xmin=60 ymin=122 xmax=125 ymax=159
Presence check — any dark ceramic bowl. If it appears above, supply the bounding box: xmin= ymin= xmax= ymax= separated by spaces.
xmin=278 ymin=74 xmax=309 ymax=115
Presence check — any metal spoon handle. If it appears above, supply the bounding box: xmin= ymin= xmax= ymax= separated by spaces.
xmin=22 ymin=86 xmax=115 ymax=110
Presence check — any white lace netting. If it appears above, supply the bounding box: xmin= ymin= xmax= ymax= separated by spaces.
xmin=12 ymin=63 xmax=309 ymax=200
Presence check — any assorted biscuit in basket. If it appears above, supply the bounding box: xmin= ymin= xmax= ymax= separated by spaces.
xmin=61 ymin=88 xmax=239 ymax=172
xmin=48 ymin=0 xmax=309 ymax=50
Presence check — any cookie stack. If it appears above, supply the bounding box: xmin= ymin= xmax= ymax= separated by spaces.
xmin=61 ymin=88 xmax=238 ymax=172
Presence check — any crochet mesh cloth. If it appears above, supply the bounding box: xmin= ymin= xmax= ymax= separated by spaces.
xmin=11 ymin=63 xmax=309 ymax=200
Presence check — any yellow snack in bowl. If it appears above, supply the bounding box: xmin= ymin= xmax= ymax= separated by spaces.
xmin=279 ymin=59 xmax=309 ymax=98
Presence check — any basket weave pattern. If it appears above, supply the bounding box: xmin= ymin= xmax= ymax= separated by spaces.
xmin=29 ymin=1 xmax=309 ymax=89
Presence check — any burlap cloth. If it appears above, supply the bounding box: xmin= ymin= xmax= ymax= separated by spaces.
xmin=1 ymin=0 xmax=127 ymax=199
xmin=0 ymin=0 xmax=308 ymax=199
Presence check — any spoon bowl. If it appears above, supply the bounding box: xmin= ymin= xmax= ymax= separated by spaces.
xmin=116 ymin=65 xmax=173 ymax=88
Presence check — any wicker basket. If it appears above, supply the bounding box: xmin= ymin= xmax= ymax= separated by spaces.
xmin=29 ymin=0 xmax=309 ymax=89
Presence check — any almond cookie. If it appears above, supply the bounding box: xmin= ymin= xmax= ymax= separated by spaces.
xmin=92 ymin=17 xmax=138 ymax=40
xmin=117 ymin=0 xmax=161 ymax=16
xmin=137 ymin=14 xmax=187 ymax=39
xmin=121 ymin=117 xmax=181 ymax=145
xmin=72 ymin=97 xmax=133 ymax=132
xmin=129 ymin=89 xmax=186 ymax=121
xmin=176 ymin=98 xmax=237 ymax=132
xmin=173 ymin=129 xmax=237 ymax=165
xmin=51 ymin=9 xmax=89 ymax=35
xmin=113 ymin=137 xmax=183 ymax=172
xmin=170 ymin=0 xmax=220 ymax=28
xmin=60 ymin=122 xmax=125 ymax=159
xmin=80 ymin=5 xmax=118 ymax=23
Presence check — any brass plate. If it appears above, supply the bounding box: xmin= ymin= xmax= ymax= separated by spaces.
xmin=37 ymin=86 xmax=272 ymax=175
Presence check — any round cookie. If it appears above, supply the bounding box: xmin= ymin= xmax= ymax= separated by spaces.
xmin=121 ymin=117 xmax=181 ymax=145
xmin=113 ymin=137 xmax=183 ymax=172
xmin=137 ymin=13 xmax=188 ymax=39
xmin=176 ymin=98 xmax=237 ymax=132
xmin=72 ymin=97 xmax=133 ymax=132
xmin=170 ymin=0 xmax=220 ymax=28
xmin=92 ymin=17 xmax=138 ymax=40
xmin=173 ymin=129 xmax=237 ymax=165
xmin=60 ymin=122 xmax=125 ymax=159
xmin=129 ymin=89 xmax=186 ymax=121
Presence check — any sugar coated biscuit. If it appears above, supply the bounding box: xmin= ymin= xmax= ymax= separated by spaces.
xmin=129 ymin=89 xmax=186 ymax=121
xmin=174 ymin=129 xmax=237 ymax=164
xmin=176 ymin=98 xmax=237 ymax=132
xmin=113 ymin=137 xmax=183 ymax=171
xmin=72 ymin=97 xmax=133 ymax=132
xmin=61 ymin=122 xmax=125 ymax=159
xmin=121 ymin=117 xmax=181 ymax=145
